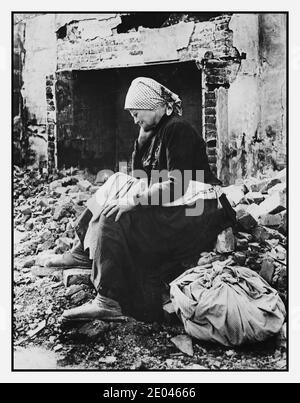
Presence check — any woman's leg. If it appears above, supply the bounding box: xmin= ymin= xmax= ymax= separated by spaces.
xmin=61 ymin=199 xmax=235 ymax=323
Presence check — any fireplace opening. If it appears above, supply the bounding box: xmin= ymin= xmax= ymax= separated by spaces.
xmin=56 ymin=61 xmax=202 ymax=173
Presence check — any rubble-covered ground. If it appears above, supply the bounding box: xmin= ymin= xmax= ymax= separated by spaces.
xmin=13 ymin=166 xmax=287 ymax=370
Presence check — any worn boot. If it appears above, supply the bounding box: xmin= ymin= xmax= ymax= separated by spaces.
xmin=61 ymin=293 xmax=125 ymax=323
xmin=44 ymin=240 xmax=92 ymax=270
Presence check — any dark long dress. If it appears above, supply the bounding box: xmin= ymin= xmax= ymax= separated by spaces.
xmin=75 ymin=114 xmax=236 ymax=322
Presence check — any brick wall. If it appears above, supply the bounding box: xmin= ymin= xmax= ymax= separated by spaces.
xmin=46 ymin=74 xmax=57 ymax=172
xmin=56 ymin=15 xmax=235 ymax=71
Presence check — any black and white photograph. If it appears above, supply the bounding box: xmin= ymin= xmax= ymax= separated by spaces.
xmin=3 ymin=1 xmax=298 ymax=384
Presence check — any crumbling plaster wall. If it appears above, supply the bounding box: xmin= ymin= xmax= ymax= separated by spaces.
xmin=21 ymin=14 xmax=57 ymax=167
xmin=217 ymin=13 xmax=286 ymax=185
xmin=259 ymin=14 xmax=286 ymax=171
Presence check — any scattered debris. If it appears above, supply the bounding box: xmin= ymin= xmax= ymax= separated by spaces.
xmin=77 ymin=320 xmax=110 ymax=340
xmin=171 ymin=334 xmax=194 ymax=357
xmin=26 ymin=319 xmax=47 ymax=339
xmin=53 ymin=344 xmax=63 ymax=352
xmin=99 ymin=356 xmax=117 ymax=364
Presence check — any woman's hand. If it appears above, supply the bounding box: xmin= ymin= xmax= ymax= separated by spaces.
xmin=137 ymin=127 xmax=154 ymax=148
xmin=102 ymin=197 xmax=136 ymax=222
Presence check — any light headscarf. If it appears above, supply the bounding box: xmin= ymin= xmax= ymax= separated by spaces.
xmin=124 ymin=77 xmax=182 ymax=116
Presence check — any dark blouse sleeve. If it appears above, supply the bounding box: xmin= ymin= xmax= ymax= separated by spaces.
xmin=164 ymin=120 xmax=195 ymax=172
xmin=165 ymin=120 xmax=221 ymax=185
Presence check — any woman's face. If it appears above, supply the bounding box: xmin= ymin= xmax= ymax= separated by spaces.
xmin=129 ymin=106 xmax=165 ymax=131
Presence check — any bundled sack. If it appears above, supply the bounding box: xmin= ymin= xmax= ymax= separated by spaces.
xmin=170 ymin=263 xmax=286 ymax=346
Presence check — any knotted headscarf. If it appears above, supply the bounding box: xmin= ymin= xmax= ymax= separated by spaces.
xmin=124 ymin=77 xmax=182 ymax=116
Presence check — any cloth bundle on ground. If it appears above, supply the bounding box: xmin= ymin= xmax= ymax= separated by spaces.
xmin=170 ymin=263 xmax=286 ymax=346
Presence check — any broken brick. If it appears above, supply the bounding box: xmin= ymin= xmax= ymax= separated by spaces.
xmin=233 ymin=252 xmax=247 ymax=265
xmin=260 ymin=178 xmax=282 ymax=194
xmin=257 ymin=189 xmax=286 ymax=215
xmin=53 ymin=186 xmax=67 ymax=197
xmin=22 ymin=257 xmax=36 ymax=268
xmin=251 ymin=226 xmax=270 ymax=243
xmin=197 ymin=253 xmax=221 ymax=266
xmin=277 ymin=267 xmax=287 ymax=294
xmin=53 ymin=202 xmax=75 ymax=221
xmin=77 ymin=320 xmax=110 ymax=340
xmin=63 ymin=269 xmax=91 ymax=287
xmin=67 ymin=185 xmax=79 ymax=193
xmin=70 ymin=289 xmax=88 ymax=305
xmin=49 ymin=180 xmax=62 ymax=191
xmin=246 ymin=203 xmax=261 ymax=220
xmin=275 ymin=245 xmax=286 ymax=261
xmin=236 ymin=232 xmax=253 ymax=242
xmin=24 ymin=220 xmax=34 ymax=231
xmin=223 ymin=185 xmax=245 ymax=206
xmin=38 ymin=199 xmax=49 ymax=208
xmin=244 ymin=192 xmax=265 ymax=205
xmin=39 ymin=239 xmax=56 ymax=251
xmin=235 ymin=238 xmax=249 ymax=250
xmin=236 ymin=206 xmax=258 ymax=231
xmin=56 ymin=237 xmax=73 ymax=252
xmin=259 ymin=213 xmax=282 ymax=228
xmin=76 ymin=193 xmax=90 ymax=205
xmin=244 ymin=178 xmax=270 ymax=193
xmin=259 ymin=258 xmax=275 ymax=284
xmin=171 ymin=334 xmax=194 ymax=357
xmin=31 ymin=266 xmax=62 ymax=278
xmin=78 ymin=180 xmax=92 ymax=192
xmin=61 ymin=176 xmax=78 ymax=187
xmin=278 ymin=210 xmax=287 ymax=234
xmin=65 ymin=284 xmax=86 ymax=298
xmin=267 ymin=182 xmax=286 ymax=195
xmin=215 ymin=227 xmax=235 ymax=253
xmin=39 ymin=229 xmax=52 ymax=242
xmin=20 ymin=205 xmax=32 ymax=216
xmin=272 ymin=168 xmax=286 ymax=182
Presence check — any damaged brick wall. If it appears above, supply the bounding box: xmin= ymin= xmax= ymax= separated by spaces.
xmin=46 ymin=74 xmax=57 ymax=172
xmin=56 ymin=14 xmax=236 ymax=71
xmin=13 ymin=18 xmax=26 ymax=164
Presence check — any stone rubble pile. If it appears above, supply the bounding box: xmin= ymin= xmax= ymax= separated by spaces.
xmin=14 ymin=166 xmax=99 ymax=254
xmin=199 ymin=168 xmax=287 ymax=303
xmin=13 ymin=166 xmax=107 ymax=322
xmin=14 ymin=166 xmax=98 ymax=283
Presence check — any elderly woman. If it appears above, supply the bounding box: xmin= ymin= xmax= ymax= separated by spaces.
xmin=48 ymin=77 xmax=235 ymax=323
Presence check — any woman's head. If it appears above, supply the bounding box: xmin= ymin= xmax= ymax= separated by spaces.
xmin=129 ymin=105 xmax=166 ymax=131
xmin=124 ymin=77 xmax=182 ymax=130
